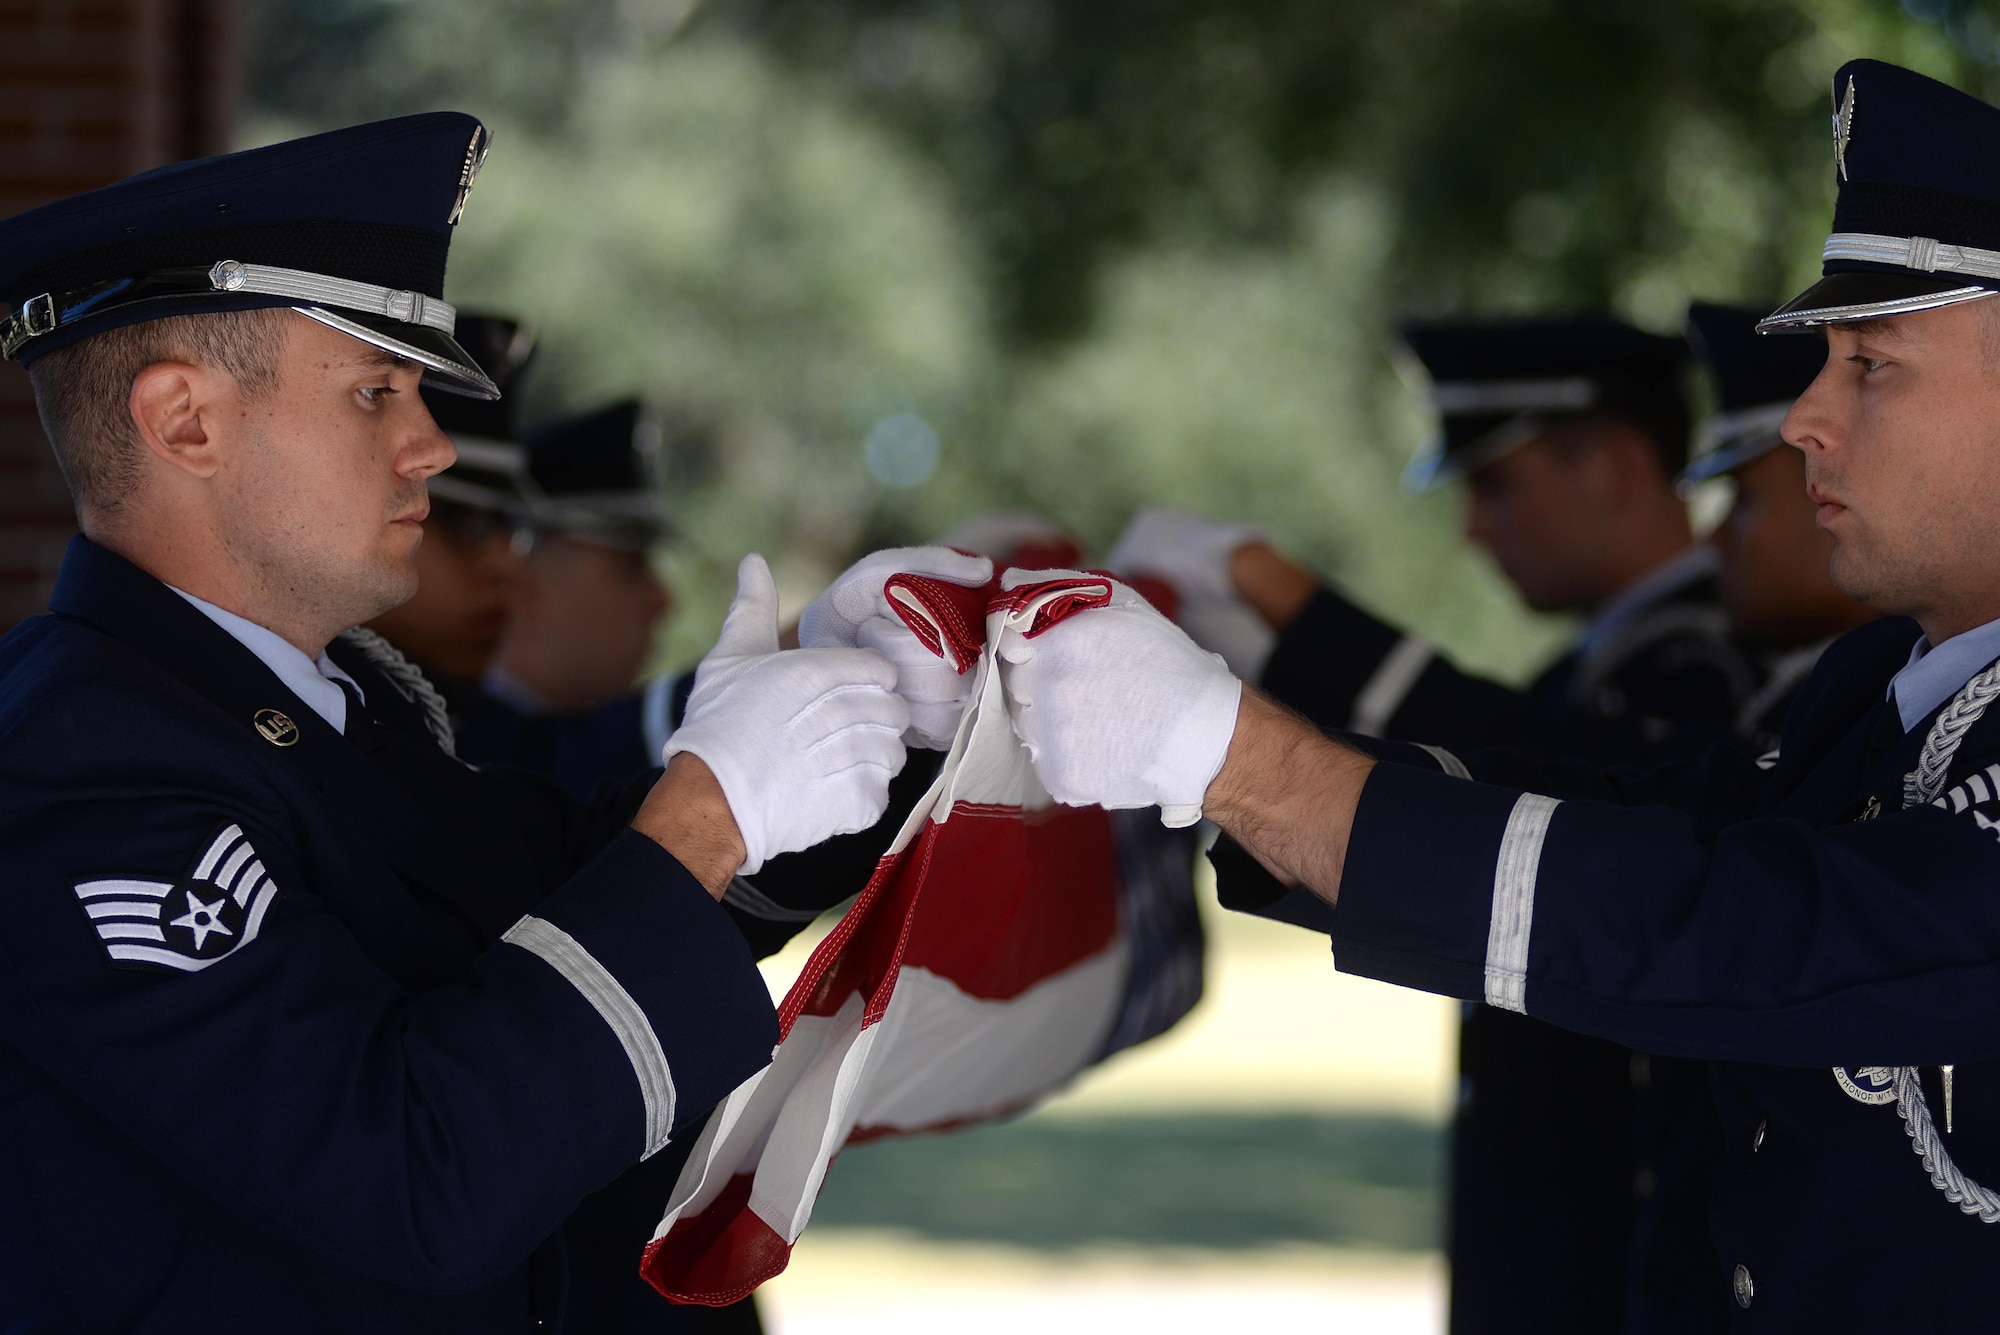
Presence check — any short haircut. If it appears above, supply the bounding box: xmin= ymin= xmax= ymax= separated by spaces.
xmin=27 ymin=307 xmax=290 ymax=516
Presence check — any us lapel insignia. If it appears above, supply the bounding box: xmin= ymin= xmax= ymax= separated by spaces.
xmin=252 ymin=708 xmax=299 ymax=747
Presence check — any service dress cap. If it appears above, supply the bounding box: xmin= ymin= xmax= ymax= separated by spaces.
xmin=522 ymin=399 xmax=670 ymax=549
xmin=0 ymin=112 xmax=499 ymax=397
xmin=1399 ymin=317 xmax=1691 ymax=491
xmin=1764 ymin=60 xmax=2000 ymax=330
xmin=422 ymin=314 xmax=539 ymax=513
xmin=1678 ymin=303 xmax=1828 ymax=489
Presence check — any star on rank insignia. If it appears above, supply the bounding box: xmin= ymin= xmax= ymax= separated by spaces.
xmin=71 ymin=823 xmax=279 ymax=973
xmin=1833 ymin=74 xmax=1857 ymax=183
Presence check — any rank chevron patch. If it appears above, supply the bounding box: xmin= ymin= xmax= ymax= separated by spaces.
xmin=72 ymin=824 xmax=279 ymax=973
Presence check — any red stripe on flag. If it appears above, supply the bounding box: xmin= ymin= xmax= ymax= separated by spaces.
xmin=641 ymin=1172 xmax=792 ymax=1305
xmin=899 ymin=803 xmax=1118 ymax=998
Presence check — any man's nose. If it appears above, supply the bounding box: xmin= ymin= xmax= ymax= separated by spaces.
xmin=1782 ymin=349 xmax=1839 ymax=456
xmin=403 ymin=403 xmax=457 ymax=479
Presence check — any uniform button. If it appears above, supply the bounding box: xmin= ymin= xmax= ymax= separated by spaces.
xmin=1733 ymin=1263 xmax=1755 ymax=1309
xmin=1753 ymin=1119 xmax=1767 ymax=1152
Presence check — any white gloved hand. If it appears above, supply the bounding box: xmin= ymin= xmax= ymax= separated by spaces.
xmin=997 ymin=570 xmax=1242 ymax=827
xmin=799 ymin=545 xmax=995 ymax=749
xmin=1106 ymin=506 xmax=1265 ymax=603
xmin=666 ymin=554 xmax=911 ymax=874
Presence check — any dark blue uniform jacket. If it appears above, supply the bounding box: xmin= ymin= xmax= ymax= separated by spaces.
xmin=1219 ymin=614 xmax=2000 ymax=1325
xmin=0 ymin=539 xmax=780 ymax=1332
xmin=1261 ymin=574 xmax=1765 ymax=1334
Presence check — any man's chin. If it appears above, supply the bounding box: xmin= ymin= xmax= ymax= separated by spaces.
xmin=360 ymin=562 xmax=422 ymax=621
xmin=1827 ymin=551 xmax=1898 ymax=617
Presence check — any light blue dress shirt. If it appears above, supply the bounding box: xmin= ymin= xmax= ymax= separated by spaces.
xmin=169 ymin=587 xmax=365 ymax=735
xmin=1889 ymin=614 xmax=2000 ymax=733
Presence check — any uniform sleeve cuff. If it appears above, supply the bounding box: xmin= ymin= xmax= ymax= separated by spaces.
xmin=508 ymin=831 xmax=778 ymax=1157
xmin=1331 ymin=762 xmax=1547 ymax=1003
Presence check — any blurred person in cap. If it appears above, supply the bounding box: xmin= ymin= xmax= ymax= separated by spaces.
xmin=1111 ymin=315 xmax=1759 ymax=1335
xmin=1000 ymin=59 xmax=2000 ymax=1325
xmin=364 ymin=312 xmax=539 ymax=695
xmin=1683 ymin=302 xmax=1878 ymax=751
xmin=459 ymin=398 xmax=679 ymax=796
xmin=0 ymin=114 xmax=949 ymax=1331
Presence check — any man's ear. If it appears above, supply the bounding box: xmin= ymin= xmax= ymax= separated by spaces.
xmin=129 ymin=360 xmax=221 ymax=479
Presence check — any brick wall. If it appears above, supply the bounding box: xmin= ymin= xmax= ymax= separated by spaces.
xmin=0 ymin=0 xmax=240 ymax=629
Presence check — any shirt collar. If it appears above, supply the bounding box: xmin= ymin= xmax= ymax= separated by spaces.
xmin=166 ymin=587 xmax=363 ymax=735
xmin=1574 ymin=544 xmax=1720 ymax=664
xmin=1889 ymin=614 xmax=2000 ymax=733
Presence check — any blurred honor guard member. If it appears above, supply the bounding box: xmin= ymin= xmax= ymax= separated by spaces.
xmin=1110 ymin=318 xmax=1757 ymax=1335
xmin=462 ymin=399 xmax=679 ymax=797
xmin=1001 ymin=60 xmax=2000 ymax=1325
xmin=366 ymin=312 xmax=541 ymax=693
xmin=1683 ymin=303 xmax=1876 ymax=750
xmin=0 ymin=115 xmax=918 ymax=1330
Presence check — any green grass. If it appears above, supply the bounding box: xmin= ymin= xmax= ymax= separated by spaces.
xmin=811 ymin=1112 xmax=1442 ymax=1252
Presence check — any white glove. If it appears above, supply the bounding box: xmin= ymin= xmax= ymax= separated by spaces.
xmin=1106 ymin=506 xmax=1264 ymax=603
xmin=799 ymin=545 xmax=995 ymax=749
xmin=997 ymin=569 xmax=1242 ymax=827
xmin=666 ymin=554 xmax=911 ymax=874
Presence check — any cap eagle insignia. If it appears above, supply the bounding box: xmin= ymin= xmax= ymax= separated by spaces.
xmin=1833 ymin=75 xmax=1856 ymax=182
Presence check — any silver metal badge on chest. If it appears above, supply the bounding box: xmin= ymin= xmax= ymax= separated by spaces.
xmin=1834 ymin=1065 xmax=1898 ymax=1105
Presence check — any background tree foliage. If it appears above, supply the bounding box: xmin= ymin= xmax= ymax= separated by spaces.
xmin=250 ymin=0 xmax=1997 ymax=670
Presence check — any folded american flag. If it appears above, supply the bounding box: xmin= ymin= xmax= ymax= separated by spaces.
xmin=640 ymin=570 xmax=1203 ymax=1304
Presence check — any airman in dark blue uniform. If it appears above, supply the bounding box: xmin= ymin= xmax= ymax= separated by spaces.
xmin=0 ymin=114 xmax=919 ymax=1332
xmin=1002 ymin=57 xmax=2000 ymax=1327
xmin=1113 ymin=319 xmax=1762 ymax=1333
xmin=463 ymin=398 xmax=681 ymax=799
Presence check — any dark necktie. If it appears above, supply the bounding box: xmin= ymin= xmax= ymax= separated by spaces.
xmin=335 ymin=678 xmax=390 ymax=755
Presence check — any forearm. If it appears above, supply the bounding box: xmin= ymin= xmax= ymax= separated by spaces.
xmin=1202 ymin=688 xmax=1375 ymax=904
xmin=630 ymin=754 xmax=748 ymax=898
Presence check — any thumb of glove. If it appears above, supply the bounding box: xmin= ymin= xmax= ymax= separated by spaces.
xmin=710 ymin=554 xmax=782 ymax=661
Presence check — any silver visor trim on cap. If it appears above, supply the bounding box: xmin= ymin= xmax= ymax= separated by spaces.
xmin=291 ymin=306 xmax=499 ymax=399
xmin=1757 ymin=284 xmax=1996 ymax=332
